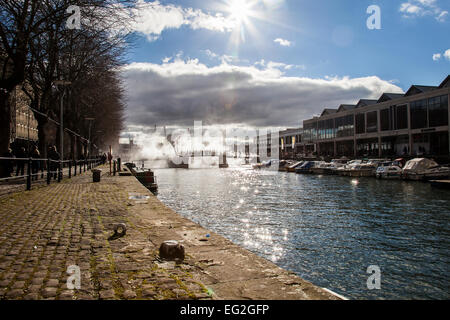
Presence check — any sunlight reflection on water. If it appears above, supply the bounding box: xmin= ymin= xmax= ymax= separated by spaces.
xmin=154 ymin=167 xmax=450 ymax=300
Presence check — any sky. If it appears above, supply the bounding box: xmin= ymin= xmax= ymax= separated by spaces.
xmin=118 ymin=0 xmax=450 ymax=141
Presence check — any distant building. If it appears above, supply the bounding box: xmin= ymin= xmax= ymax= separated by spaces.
xmin=279 ymin=128 xmax=303 ymax=159
xmin=11 ymin=85 xmax=38 ymax=147
xmin=118 ymin=138 xmax=141 ymax=159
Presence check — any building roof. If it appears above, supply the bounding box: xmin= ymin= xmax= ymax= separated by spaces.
xmin=356 ymin=99 xmax=378 ymax=108
xmin=320 ymin=108 xmax=338 ymax=116
xmin=404 ymin=85 xmax=438 ymax=96
xmin=439 ymin=75 xmax=450 ymax=88
xmin=337 ymin=104 xmax=356 ymax=112
xmin=377 ymin=93 xmax=404 ymax=103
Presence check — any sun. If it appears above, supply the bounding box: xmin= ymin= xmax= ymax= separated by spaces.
xmin=227 ymin=0 xmax=254 ymax=24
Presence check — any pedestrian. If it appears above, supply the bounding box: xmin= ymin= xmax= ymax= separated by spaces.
xmin=48 ymin=146 xmax=60 ymax=180
xmin=1 ymin=148 xmax=15 ymax=178
xmin=31 ymin=145 xmax=41 ymax=181
xmin=15 ymin=147 xmax=26 ymax=177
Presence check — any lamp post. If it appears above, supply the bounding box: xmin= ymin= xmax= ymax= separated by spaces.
xmin=54 ymin=80 xmax=72 ymax=156
xmin=54 ymin=80 xmax=71 ymax=175
xmin=85 ymin=117 xmax=95 ymax=158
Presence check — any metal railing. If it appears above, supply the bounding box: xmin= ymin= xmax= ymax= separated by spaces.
xmin=0 ymin=157 xmax=103 ymax=190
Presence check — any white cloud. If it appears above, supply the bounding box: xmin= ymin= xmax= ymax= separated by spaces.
xmin=400 ymin=0 xmax=448 ymax=22
xmin=274 ymin=38 xmax=292 ymax=47
xmin=118 ymin=0 xmax=238 ymax=41
xmin=432 ymin=49 xmax=450 ymax=61
xmin=120 ymin=58 xmax=403 ymax=129
xmin=444 ymin=49 xmax=450 ymax=60
xmin=254 ymin=59 xmax=305 ymax=71
xmin=432 ymin=53 xmax=442 ymax=61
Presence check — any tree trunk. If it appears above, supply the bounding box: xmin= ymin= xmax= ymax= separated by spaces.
xmin=0 ymin=90 xmax=12 ymax=177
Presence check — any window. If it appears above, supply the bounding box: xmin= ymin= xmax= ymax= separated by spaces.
xmin=428 ymin=95 xmax=448 ymax=127
xmin=355 ymin=113 xmax=365 ymax=134
xmin=317 ymin=119 xmax=335 ymax=139
xmin=380 ymin=109 xmax=390 ymax=131
xmin=303 ymin=121 xmax=317 ymax=142
xmin=395 ymin=105 xmax=408 ymax=130
xmin=366 ymin=111 xmax=378 ymax=133
xmin=336 ymin=115 xmax=354 ymax=137
xmin=410 ymin=99 xmax=428 ymax=129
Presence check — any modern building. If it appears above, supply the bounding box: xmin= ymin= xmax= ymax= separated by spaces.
xmin=300 ymin=75 xmax=450 ymax=159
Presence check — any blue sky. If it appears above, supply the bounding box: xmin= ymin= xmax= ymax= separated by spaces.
xmin=120 ymin=0 xmax=449 ymax=133
xmin=126 ymin=0 xmax=449 ymax=89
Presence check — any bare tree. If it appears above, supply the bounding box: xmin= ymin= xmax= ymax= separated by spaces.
xmin=0 ymin=0 xmax=134 ymax=162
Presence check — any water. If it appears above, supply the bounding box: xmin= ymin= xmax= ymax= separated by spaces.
xmin=153 ymin=166 xmax=450 ymax=300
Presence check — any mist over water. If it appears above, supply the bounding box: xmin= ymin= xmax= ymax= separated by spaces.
xmin=154 ymin=167 xmax=450 ymax=300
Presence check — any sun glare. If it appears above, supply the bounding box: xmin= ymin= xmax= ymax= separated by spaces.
xmin=227 ymin=0 xmax=253 ymax=23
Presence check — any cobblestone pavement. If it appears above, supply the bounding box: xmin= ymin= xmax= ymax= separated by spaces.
xmin=0 ymin=167 xmax=212 ymax=300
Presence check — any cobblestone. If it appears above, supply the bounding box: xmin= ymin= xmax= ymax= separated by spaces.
xmin=0 ymin=167 xmax=212 ymax=300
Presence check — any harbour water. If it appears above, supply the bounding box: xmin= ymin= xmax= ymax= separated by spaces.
xmin=153 ymin=164 xmax=450 ymax=300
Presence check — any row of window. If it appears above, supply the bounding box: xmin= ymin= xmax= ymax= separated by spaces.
xmin=304 ymin=94 xmax=448 ymax=139
xmin=411 ymin=95 xmax=448 ymax=129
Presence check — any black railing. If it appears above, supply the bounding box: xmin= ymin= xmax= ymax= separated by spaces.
xmin=0 ymin=157 xmax=102 ymax=191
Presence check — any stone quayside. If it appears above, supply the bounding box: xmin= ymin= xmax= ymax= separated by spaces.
xmin=0 ymin=166 xmax=341 ymax=300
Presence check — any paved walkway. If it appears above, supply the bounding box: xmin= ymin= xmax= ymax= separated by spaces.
xmin=0 ymin=166 xmax=341 ymax=300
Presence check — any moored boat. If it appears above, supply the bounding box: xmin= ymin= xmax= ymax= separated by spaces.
xmin=376 ymin=162 xmax=402 ymax=179
xmin=295 ymin=161 xmax=316 ymax=174
xmin=423 ymin=165 xmax=450 ymax=180
xmin=126 ymin=164 xmax=158 ymax=194
xmin=402 ymin=158 xmax=440 ymax=180
xmin=287 ymin=161 xmax=304 ymax=172
xmin=337 ymin=160 xmax=363 ymax=176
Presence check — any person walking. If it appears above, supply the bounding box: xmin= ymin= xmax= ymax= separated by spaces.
xmin=1 ymin=148 xmax=15 ymax=178
xmin=48 ymin=146 xmax=60 ymax=180
xmin=15 ymin=147 xmax=26 ymax=177
xmin=31 ymin=145 xmax=41 ymax=181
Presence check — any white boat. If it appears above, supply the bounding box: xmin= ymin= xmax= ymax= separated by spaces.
xmin=337 ymin=160 xmax=363 ymax=176
xmin=310 ymin=161 xmax=329 ymax=174
xmin=402 ymin=158 xmax=440 ymax=180
xmin=287 ymin=161 xmax=304 ymax=172
xmin=346 ymin=162 xmax=378 ymax=177
xmin=376 ymin=162 xmax=402 ymax=179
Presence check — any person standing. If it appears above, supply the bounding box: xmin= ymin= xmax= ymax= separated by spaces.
xmin=48 ymin=146 xmax=60 ymax=180
xmin=31 ymin=146 xmax=41 ymax=181
xmin=15 ymin=147 xmax=26 ymax=177
xmin=1 ymin=148 xmax=15 ymax=178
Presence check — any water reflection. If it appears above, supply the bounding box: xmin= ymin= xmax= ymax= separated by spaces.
xmin=155 ymin=167 xmax=450 ymax=299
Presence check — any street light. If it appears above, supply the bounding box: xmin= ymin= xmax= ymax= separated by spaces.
xmin=53 ymin=80 xmax=71 ymax=176
xmin=85 ymin=117 xmax=95 ymax=158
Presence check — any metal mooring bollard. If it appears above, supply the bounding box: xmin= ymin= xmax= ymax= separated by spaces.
xmin=113 ymin=223 xmax=127 ymax=236
xmin=159 ymin=240 xmax=185 ymax=261
xmin=113 ymin=160 xmax=116 ymax=176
